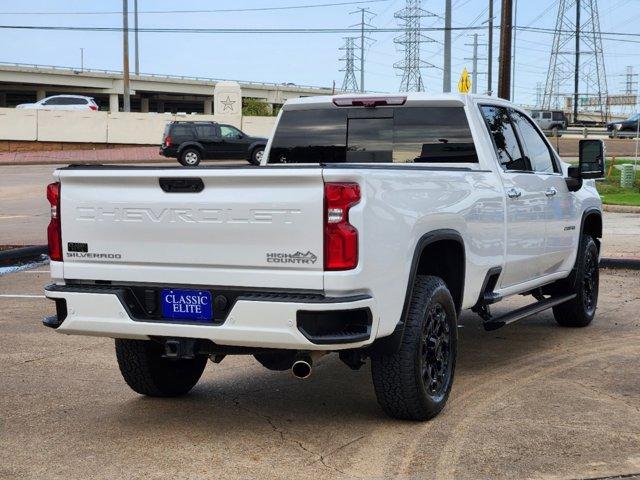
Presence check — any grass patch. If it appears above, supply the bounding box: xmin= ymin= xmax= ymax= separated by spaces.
xmin=596 ymin=159 xmax=640 ymax=206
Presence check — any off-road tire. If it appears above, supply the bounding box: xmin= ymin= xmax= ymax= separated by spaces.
xmin=115 ymin=339 xmax=207 ymax=397
xmin=553 ymin=234 xmax=599 ymax=328
xmin=371 ymin=275 xmax=457 ymax=421
xmin=179 ymin=148 xmax=202 ymax=167
xmin=249 ymin=146 xmax=265 ymax=165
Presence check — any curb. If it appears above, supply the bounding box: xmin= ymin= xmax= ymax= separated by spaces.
xmin=600 ymin=257 xmax=640 ymax=270
xmin=0 ymin=245 xmax=48 ymax=266
xmin=603 ymin=204 xmax=640 ymax=214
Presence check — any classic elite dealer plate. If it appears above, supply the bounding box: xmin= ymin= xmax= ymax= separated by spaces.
xmin=161 ymin=289 xmax=213 ymax=321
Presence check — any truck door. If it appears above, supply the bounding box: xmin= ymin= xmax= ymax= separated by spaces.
xmin=510 ymin=110 xmax=578 ymax=275
xmin=480 ymin=105 xmax=548 ymax=288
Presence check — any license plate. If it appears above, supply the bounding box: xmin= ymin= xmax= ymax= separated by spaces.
xmin=161 ymin=289 xmax=213 ymax=322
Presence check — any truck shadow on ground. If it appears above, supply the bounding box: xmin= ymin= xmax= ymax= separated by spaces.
xmin=109 ymin=307 xmax=584 ymax=433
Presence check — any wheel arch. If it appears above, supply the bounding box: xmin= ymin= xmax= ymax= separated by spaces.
xmin=178 ymin=142 xmax=204 ymax=156
xmin=247 ymin=141 xmax=267 ymax=159
xmin=581 ymin=207 xmax=603 ymax=252
xmin=368 ymin=229 xmax=465 ymax=356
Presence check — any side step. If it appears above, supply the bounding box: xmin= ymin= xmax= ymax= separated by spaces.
xmin=483 ymin=294 xmax=576 ymax=331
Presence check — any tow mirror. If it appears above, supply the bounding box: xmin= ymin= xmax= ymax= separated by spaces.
xmin=570 ymin=139 xmax=605 ymax=179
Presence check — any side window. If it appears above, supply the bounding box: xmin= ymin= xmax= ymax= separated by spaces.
xmin=480 ymin=105 xmax=528 ymax=171
xmin=43 ymin=97 xmax=62 ymax=105
xmin=542 ymin=112 xmax=552 ymax=119
xmin=511 ymin=111 xmax=556 ymax=173
xmin=171 ymin=125 xmax=194 ymax=141
xmin=220 ymin=125 xmax=241 ymax=138
xmin=194 ymin=124 xmax=217 ymax=139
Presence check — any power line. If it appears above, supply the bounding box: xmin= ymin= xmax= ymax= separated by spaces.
xmin=0 ymin=0 xmax=391 ymax=16
xmin=0 ymin=23 xmax=638 ymax=40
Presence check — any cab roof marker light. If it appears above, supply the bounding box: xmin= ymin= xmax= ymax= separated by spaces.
xmin=332 ymin=96 xmax=407 ymax=108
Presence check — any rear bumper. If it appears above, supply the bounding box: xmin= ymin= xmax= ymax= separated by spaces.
xmin=159 ymin=146 xmax=178 ymax=157
xmin=44 ymin=284 xmax=377 ymax=350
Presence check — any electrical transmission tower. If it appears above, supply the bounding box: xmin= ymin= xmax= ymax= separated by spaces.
xmin=621 ymin=65 xmax=639 ymax=116
xmin=394 ymin=0 xmax=436 ymax=92
xmin=536 ymin=82 xmax=543 ymax=107
xmin=350 ymin=8 xmax=376 ymax=93
xmin=464 ymin=34 xmax=487 ymax=94
xmin=340 ymin=37 xmax=360 ymax=92
xmin=542 ymin=0 xmax=608 ymax=123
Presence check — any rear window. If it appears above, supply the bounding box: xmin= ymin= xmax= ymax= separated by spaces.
xmin=268 ymin=106 xmax=477 ymax=164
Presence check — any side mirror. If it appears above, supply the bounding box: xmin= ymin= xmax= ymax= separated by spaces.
xmin=574 ymin=139 xmax=605 ymax=179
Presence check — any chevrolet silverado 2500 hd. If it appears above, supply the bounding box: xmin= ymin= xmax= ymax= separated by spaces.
xmin=43 ymin=94 xmax=604 ymax=421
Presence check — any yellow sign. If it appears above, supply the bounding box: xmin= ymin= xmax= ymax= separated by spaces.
xmin=458 ymin=68 xmax=471 ymax=94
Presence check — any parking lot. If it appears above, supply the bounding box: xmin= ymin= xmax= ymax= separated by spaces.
xmin=1 ymin=264 xmax=639 ymax=479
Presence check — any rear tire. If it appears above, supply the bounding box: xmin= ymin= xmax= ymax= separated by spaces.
xmin=553 ymin=235 xmax=599 ymax=328
xmin=371 ymin=275 xmax=457 ymax=421
xmin=115 ymin=339 xmax=207 ymax=397
xmin=179 ymin=148 xmax=201 ymax=167
xmin=249 ymin=146 xmax=265 ymax=165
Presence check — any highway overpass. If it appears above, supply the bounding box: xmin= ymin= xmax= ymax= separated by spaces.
xmin=0 ymin=62 xmax=335 ymax=113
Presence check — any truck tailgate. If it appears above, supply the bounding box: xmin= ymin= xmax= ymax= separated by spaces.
xmin=57 ymin=167 xmax=325 ymax=291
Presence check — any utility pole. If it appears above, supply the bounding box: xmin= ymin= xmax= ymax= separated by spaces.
xmin=573 ymin=0 xmax=580 ymax=123
xmin=443 ymin=0 xmax=452 ymax=92
xmin=80 ymin=48 xmax=84 ymax=73
xmin=134 ymin=0 xmax=139 ymax=75
xmin=511 ymin=0 xmax=518 ymax=101
xmin=350 ymin=8 xmax=375 ymax=93
xmin=497 ymin=0 xmax=513 ymax=100
xmin=122 ymin=0 xmax=131 ymax=112
xmin=465 ymin=34 xmax=487 ymax=94
xmin=487 ymin=0 xmax=494 ymax=95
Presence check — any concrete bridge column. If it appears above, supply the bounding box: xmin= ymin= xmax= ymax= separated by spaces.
xmin=36 ymin=90 xmax=46 ymax=101
xmin=214 ymin=81 xmax=242 ymax=128
xmin=141 ymin=97 xmax=149 ymax=113
xmin=203 ymin=97 xmax=213 ymax=115
xmin=109 ymin=94 xmax=119 ymax=112
xmin=0 ymin=93 xmax=6 ymax=108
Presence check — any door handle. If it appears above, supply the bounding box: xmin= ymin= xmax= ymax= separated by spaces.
xmin=506 ymin=187 xmax=522 ymax=199
xmin=544 ymin=187 xmax=558 ymax=198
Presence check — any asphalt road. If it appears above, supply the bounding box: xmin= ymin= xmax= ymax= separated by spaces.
xmin=1 ymin=266 xmax=639 ymax=479
xmin=2 ymin=164 xmax=638 ymax=260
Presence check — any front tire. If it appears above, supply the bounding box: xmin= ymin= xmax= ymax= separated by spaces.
xmin=249 ymin=146 xmax=265 ymax=165
xmin=179 ymin=148 xmax=202 ymax=167
xmin=553 ymin=234 xmax=599 ymax=328
xmin=371 ymin=276 xmax=457 ymax=421
xmin=115 ymin=339 xmax=207 ymax=397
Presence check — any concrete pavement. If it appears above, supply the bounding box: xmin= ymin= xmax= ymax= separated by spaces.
xmin=1 ymin=266 xmax=639 ymax=479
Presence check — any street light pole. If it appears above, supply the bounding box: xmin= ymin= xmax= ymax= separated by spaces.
xmin=122 ymin=0 xmax=131 ymax=112
xmin=487 ymin=0 xmax=494 ymax=95
xmin=80 ymin=48 xmax=84 ymax=73
xmin=134 ymin=0 xmax=139 ymax=75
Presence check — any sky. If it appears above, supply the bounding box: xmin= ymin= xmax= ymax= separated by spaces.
xmin=1 ymin=0 xmax=639 ymax=106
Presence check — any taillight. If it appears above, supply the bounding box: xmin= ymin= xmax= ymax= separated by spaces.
xmin=89 ymin=104 xmax=98 ymax=111
xmin=46 ymin=182 xmax=62 ymax=262
xmin=165 ymin=135 xmax=172 ymax=147
xmin=324 ymin=182 xmax=360 ymax=270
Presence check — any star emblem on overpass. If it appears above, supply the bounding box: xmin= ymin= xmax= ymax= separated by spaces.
xmin=221 ymin=96 xmax=236 ymax=112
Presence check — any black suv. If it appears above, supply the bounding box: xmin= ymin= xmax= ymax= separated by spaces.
xmin=160 ymin=121 xmax=267 ymax=166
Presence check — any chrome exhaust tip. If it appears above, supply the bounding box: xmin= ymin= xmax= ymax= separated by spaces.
xmin=291 ymin=357 xmax=313 ymax=379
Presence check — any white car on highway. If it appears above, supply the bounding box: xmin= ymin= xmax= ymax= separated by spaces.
xmin=16 ymin=95 xmax=99 ymax=111
xmin=43 ymin=93 xmax=604 ymax=420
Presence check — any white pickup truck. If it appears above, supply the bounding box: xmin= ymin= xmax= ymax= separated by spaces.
xmin=44 ymin=93 xmax=604 ymax=421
